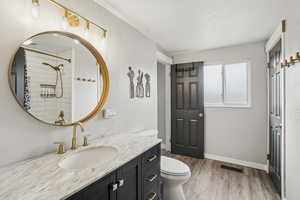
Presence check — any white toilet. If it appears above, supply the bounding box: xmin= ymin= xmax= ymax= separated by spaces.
xmin=133 ymin=129 xmax=191 ymax=200
xmin=161 ymin=156 xmax=191 ymax=200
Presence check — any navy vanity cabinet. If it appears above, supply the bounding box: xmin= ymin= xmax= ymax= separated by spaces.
xmin=66 ymin=173 xmax=116 ymax=200
xmin=115 ymin=157 xmax=142 ymax=200
xmin=65 ymin=144 xmax=161 ymax=200
xmin=83 ymin=173 xmax=116 ymax=200
xmin=142 ymin=144 xmax=161 ymax=200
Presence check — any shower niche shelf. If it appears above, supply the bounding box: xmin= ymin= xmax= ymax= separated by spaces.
xmin=40 ymin=84 xmax=57 ymax=98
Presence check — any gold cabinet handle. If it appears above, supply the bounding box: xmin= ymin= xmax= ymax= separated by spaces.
xmin=147 ymin=192 xmax=157 ymax=200
xmin=111 ymin=183 xmax=118 ymax=191
xmin=147 ymin=174 xmax=158 ymax=182
xmin=117 ymin=179 xmax=125 ymax=187
xmin=147 ymin=155 xmax=157 ymax=162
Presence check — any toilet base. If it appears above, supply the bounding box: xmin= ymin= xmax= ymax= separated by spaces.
xmin=163 ymin=184 xmax=186 ymax=200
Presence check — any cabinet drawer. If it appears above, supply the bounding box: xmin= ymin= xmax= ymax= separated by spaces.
xmin=142 ymin=144 xmax=161 ymax=169
xmin=143 ymin=164 xmax=160 ymax=194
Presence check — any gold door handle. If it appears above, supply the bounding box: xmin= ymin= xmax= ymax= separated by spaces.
xmin=147 ymin=174 xmax=158 ymax=182
xmin=147 ymin=155 xmax=157 ymax=162
xmin=147 ymin=192 xmax=157 ymax=200
xmin=111 ymin=183 xmax=118 ymax=191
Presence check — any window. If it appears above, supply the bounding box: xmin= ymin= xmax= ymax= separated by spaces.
xmin=204 ymin=64 xmax=223 ymax=104
xmin=204 ymin=62 xmax=250 ymax=107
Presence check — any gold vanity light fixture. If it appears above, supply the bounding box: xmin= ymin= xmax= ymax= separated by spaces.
xmin=31 ymin=0 xmax=40 ymax=19
xmin=84 ymin=20 xmax=90 ymax=38
xmin=61 ymin=8 xmax=69 ymax=30
xmin=64 ymin=10 xmax=80 ymax=28
xmin=61 ymin=8 xmax=80 ymax=29
xmin=32 ymin=0 xmax=107 ymax=38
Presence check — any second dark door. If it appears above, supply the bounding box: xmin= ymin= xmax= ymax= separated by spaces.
xmin=268 ymin=40 xmax=282 ymax=195
xmin=171 ymin=62 xmax=204 ymax=158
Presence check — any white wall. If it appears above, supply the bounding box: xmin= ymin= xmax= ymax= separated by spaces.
xmin=0 ymin=0 xmax=157 ymax=166
xmin=172 ymin=41 xmax=268 ymax=165
xmin=283 ymin=0 xmax=300 ymax=199
xmin=73 ymin=46 xmax=99 ymax=122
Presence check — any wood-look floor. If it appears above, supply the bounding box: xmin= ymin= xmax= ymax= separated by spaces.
xmin=163 ymin=152 xmax=280 ymax=200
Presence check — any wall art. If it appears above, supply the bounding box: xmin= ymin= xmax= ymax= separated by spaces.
xmin=145 ymin=73 xmax=151 ymax=97
xmin=136 ymin=69 xmax=144 ymax=98
xmin=127 ymin=67 xmax=151 ymax=99
xmin=127 ymin=66 xmax=135 ymax=99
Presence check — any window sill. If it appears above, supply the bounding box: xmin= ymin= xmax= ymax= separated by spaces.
xmin=204 ymin=104 xmax=252 ymax=109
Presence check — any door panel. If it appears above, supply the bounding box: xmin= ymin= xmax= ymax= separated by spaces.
xmin=268 ymin=40 xmax=282 ymax=195
xmin=189 ymin=119 xmax=199 ymax=147
xmin=189 ymin=82 xmax=199 ymax=109
xmin=175 ymin=119 xmax=184 ymax=146
xmin=176 ymin=83 xmax=184 ymax=109
xmin=171 ymin=62 xmax=204 ymax=158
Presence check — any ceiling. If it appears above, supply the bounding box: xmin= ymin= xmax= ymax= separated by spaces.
xmin=94 ymin=0 xmax=286 ymax=54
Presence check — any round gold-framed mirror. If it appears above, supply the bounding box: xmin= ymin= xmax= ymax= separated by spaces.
xmin=8 ymin=31 xmax=109 ymax=126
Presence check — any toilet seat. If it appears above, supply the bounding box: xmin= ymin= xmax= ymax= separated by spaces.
xmin=161 ymin=156 xmax=190 ymax=176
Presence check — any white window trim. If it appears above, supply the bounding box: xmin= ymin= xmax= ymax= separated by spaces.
xmin=204 ymin=61 xmax=252 ymax=108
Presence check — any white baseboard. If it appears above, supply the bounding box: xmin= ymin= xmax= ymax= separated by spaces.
xmin=205 ymin=153 xmax=268 ymax=171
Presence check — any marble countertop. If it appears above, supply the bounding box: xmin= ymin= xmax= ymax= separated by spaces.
xmin=0 ymin=134 xmax=161 ymax=200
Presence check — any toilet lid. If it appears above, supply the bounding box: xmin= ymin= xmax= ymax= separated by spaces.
xmin=161 ymin=156 xmax=190 ymax=176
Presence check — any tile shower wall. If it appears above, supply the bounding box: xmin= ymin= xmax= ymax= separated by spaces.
xmin=72 ymin=47 xmax=100 ymax=121
xmin=26 ymin=50 xmax=73 ymax=123
xmin=0 ymin=0 xmax=157 ymax=166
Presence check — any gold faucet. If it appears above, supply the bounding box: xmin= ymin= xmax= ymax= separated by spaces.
xmin=54 ymin=142 xmax=66 ymax=154
xmin=71 ymin=122 xmax=85 ymax=150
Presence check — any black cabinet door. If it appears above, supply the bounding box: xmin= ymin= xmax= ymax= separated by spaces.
xmin=116 ymin=158 xmax=142 ymax=200
xmin=84 ymin=173 xmax=116 ymax=200
xmin=66 ymin=192 xmax=84 ymax=200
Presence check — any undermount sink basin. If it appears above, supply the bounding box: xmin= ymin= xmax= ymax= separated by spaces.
xmin=59 ymin=146 xmax=118 ymax=170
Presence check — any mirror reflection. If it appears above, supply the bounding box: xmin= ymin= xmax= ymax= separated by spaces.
xmin=10 ymin=32 xmax=103 ymax=125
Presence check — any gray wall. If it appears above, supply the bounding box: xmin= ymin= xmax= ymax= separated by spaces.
xmin=0 ymin=0 xmax=157 ymax=166
xmin=172 ymin=41 xmax=268 ymax=165
xmin=157 ymin=62 xmax=166 ymax=144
